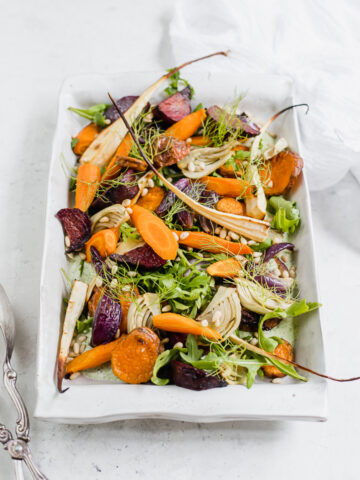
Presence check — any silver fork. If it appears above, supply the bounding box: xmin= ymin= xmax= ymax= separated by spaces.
xmin=0 ymin=284 xmax=48 ymax=479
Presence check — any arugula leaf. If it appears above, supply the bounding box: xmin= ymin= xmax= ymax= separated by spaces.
xmin=76 ymin=316 xmax=93 ymax=334
xmin=193 ymin=102 xmax=204 ymax=112
xmin=71 ymin=137 xmax=79 ymax=149
xmin=165 ymin=70 xmax=195 ymax=98
xmin=258 ymin=317 xmax=280 ymax=353
xmin=191 ymin=352 xmax=220 ymax=371
xmin=69 ymin=176 xmax=77 ymax=192
xmin=151 ymin=348 xmax=185 ymax=386
xmin=68 ymin=103 xmax=109 ymax=128
xmin=250 ymin=237 xmax=272 ymax=252
xmin=119 ymin=222 xmax=140 ymax=242
xmin=265 ymin=357 xmax=307 ymax=382
xmin=286 ymin=299 xmax=321 ymax=317
xmin=180 ymin=334 xmax=203 ymax=364
xmin=268 ymin=196 xmax=301 ymax=233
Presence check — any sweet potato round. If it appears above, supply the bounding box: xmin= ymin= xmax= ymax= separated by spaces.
xmin=263 ymin=339 xmax=294 ymax=378
xmin=111 ymin=327 xmax=160 ymax=384
xmin=216 ymin=197 xmax=245 ymax=215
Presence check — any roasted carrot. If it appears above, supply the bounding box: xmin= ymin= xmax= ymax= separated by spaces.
xmin=218 ymin=144 xmax=248 ymax=177
xmin=101 ymin=133 xmax=133 ymax=182
xmin=88 ymin=286 xmax=104 ymax=317
xmin=111 ymin=327 xmax=161 ymax=384
xmin=174 ymin=231 xmax=253 ymax=255
xmin=152 ymin=313 xmax=222 ymax=340
xmin=66 ymin=338 xmax=123 ymax=374
xmin=206 ymin=258 xmax=242 ymax=278
xmin=137 ymin=187 xmax=165 ymax=211
xmin=164 ymin=109 xmax=207 ymax=140
xmin=72 ymin=123 xmax=100 ymax=156
xmin=75 ymin=163 xmax=101 ymax=212
xmin=216 ymin=197 xmax=245 ymax=215
xmin=262 ymin=339 xmax=294 ymax=378
xmin=130 ymin=205 xmax=178 ymax=260
xmin=262 ymin=150 xmax=296 ymax=195
xmin=199 ymin=176 xmax=254 ymax=198
xmin=190 ymin=135 xmax=211 ymax=146
xmin=85 ymin=227 xmax=119 ymax=262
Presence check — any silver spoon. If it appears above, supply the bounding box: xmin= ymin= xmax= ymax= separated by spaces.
xmin=0 ymin=283 xmax=48 ymax=479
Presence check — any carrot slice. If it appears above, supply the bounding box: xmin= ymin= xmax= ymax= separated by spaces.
xmin=206 ymin=258 xmax=242 ymax=278
xmin=101 ymin=133 xmax=133 ymax=183
xmin=152 ymin=313 xmax=222 ymax=340
xmin=262 ymin=151 xmax=297 ymax=195
xmin=111 ymin=327 xmax=161 ymax=384
xmin=190 ymin=135 xmax=211 ymax=146
xmin=199 ymin=176 xmax=254 ymax=198
xmin=136 ymin=187 xmax=165 ymax=211
xmin=75 ymin=163 xmax=101 ymax=212
xmin=85 ymin=227 xmax=119 ymax=262
xmin=72 ymin=123 xmax=100 ymax=156
xmin=130 ymin=205 xmax=178 ymax=260
xmin=66 ymin=338 xmax=122 ymax=374
xmin=164 ymin=109 xmax=207 ymax=140
xmin=174 ymin=231 xmax=253 ymax=255
xmin=216 ymin=197 xmax=245 ymax=215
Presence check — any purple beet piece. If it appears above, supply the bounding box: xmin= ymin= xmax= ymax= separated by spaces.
xmin=167 ymin=332 xmax=188 ymax=347
xmin=240 ymin=308 xmax=261 ymax=332
xmin=92 ymin=292 xmax=122 ymax=346
xmin=207 ymin=105 xmax=260 ymax=137
xmin=198 ymin=189 xmax=219 ymax=233
xmin=56 ymin=208 xmax=91 ymax=253
xmin=155 ymin=87 xmax=192 ymax=124
xmin=171 ymin=360 xmax=227 ymax=391
xmin=254 ymin=274 xmax=287 ymax=295
xmin=111 ymin=244 xmax=166 ymax=269
xmin=157 ymin=178 xmax=190 ymax=216
xmin=90 ymin=246 xmax=111 ymax=277
xmin=263 ymin=242 xmax=295 ymax=263
xmin=177 ymin=210 xmax=194 ymax=228
xmin=105 ymin=96 xmax=139 ymax=123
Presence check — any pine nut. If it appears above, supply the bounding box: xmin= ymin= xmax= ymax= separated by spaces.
xmin=180 ymin=232 xmax=189 ymax=240
xmin=172 ymin=232 xmax=179 ymax=241
xmin=65 ymin=236 xmax=71 ymax=248
xmin=70 ymin=372 xmax=81 ymax=381
xmin=148 ymin=179 xmax=155 ymax=188
xmin=110 ymin=279 xmax=118 ymax=288
xmin=219 ymin=229 xmax=227 ymax=239
xmin=128 ymin=271 xmax=137 ymax=278
xmin=79 ymin=252 xmax=86 ymax=260
xmin=111 ymin=265 xmax=118 ymax=275
xmin=274 ymin=268 xmax=281 ymax=277
xmin=289 ymin=267 xmax=296 ymax=278
xmin=247 ymin=240 xmax=256 ymax=246
xmin=254 ymin=332 xmax=258 ymax=338
xmin=161 ymin=338 xmax=169 ymax=344
xmin=126 ymin=207 xmax=133 ymax=215
xmin=240 ymin=236 xmax=248 ymax=245
xmin=282 ymin=270 xmax=289 ymax=278
xmin=141 ymin=188 xmax=149 ymax=197
xmin=95 ymin=277 xmax=103 ymax=288
xmin=268 ymin=180 xmax=274 ymax=188
xmin=272 ymin=378 xmax=282 ymax=384
xmin=230 ymin=231 xmax=239 ymax=241
xmin=77 ymin=335 xmax=86 ymax=343
xmin=186 ymin=247 xmax=193 ymax=251
xmin=122 ymin=199 xmax=131 ymax=207
xmin=250 ymin=338 xmax=258 ymax=345
xmin=166 ymin=177 xmax=173 ymax=183
xmin=201 ymin=319 xmax=208 ymax=327
xmin=254 ymin=257 xmax=261 ymax=264
xmin=162 ymin=304 xmax=172 ymax=312
xmin=115 ymin=329 xmax=120 ymax=339
xmin=215 ymin=227 xmax=221 ymax=235
xmin=174 ymin=342 xmax=183 ymax=349
xmin=105 ymin=119 xmax=111 ymax=125
xmin=73 ymin=343 xmax=80 ymax=354
xmin=253 ymin=252 xmax=262 ymax=258
xmin=197 ymin=252 xmax=203 ymax=258
xmin=122 ymin=285 xmax=131 ymax=292
xmin=80 ymin=343 xmax=86 ymax=353
xmin=99 ymin=216 xmax=109 ymax=223
xmin=186 ymin=138 xmax=192 ymax=144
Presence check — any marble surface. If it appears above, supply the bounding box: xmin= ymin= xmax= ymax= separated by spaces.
xmin=0 ymin=1 xmax=359 ymax=478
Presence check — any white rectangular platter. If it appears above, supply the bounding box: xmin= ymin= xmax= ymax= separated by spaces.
xmin=35 ymin=71 xmax=327 ymax=423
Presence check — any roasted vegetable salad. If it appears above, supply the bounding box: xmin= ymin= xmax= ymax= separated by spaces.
xmin=56 ymin=54 xmax=322 ymax=392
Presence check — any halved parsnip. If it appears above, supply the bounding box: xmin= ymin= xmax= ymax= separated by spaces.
xmin=57 ymin=280 xmax=88 ymax=392
xmin=245 ymin=165 xmax=267 ymax=219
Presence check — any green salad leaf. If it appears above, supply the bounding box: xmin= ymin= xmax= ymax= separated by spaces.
xmin=250 ymin=237 xmax=272 ymax=252
xmin=119 ymin=222 xmax=140 ymax=242
xmin=151 ymin=349 xmax=180 ymax=386
xmin=180 ymin=334 xmax=203 ymax=364
xmin=268 ymin=196 xmax=300 ymax=233
xmin=76 ymin=316 xmax=93 ymax=334
xmin=71 ymin=137 xmax=79 ymax=149
xmin=164 ymin=70 xmax=194 ymax=98
xmin=68 ymin=103 xmax=109 ymax=128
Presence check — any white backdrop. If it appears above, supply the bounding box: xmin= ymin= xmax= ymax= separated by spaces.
xmin=0 ymin=1 xmax=359 ymax=479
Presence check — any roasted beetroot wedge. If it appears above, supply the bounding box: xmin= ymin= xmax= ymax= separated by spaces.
xmin=156 ymin=86 xmax=192 ymax=124
xmin=171 ymin=360 xmax=227 ymax=391
xmin=207 ymin=105 xmax=260 ymax=136
xmin=111 ymin=243 xmax=166 ymax=269
xmin=92 ymin=292 xmax=122 ymax=346
xmin=56 ymin=208 xmax=91 ymax=252
xmin=105 ymin=96 xmax=139 ymax=123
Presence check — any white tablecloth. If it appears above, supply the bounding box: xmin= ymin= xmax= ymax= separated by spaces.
xmin=0 ymin=1 xmax=359 ymax=478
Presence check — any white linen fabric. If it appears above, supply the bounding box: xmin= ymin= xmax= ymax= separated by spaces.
xmin=169 ymin=0 xmax=360 ymax=190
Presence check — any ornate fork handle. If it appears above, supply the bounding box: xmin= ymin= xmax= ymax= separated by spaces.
xmin=3 ymin=359 xmax=30 ymax=441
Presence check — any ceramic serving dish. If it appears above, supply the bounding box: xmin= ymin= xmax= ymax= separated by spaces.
xmin=35 ymin=71 xmax=327 ymax=423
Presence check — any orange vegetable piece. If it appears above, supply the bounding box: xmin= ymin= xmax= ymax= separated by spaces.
xmin=75 ymin=163 xmax=101 ymax=212
xmin=152 ymin=313 xmax=222 ymax=340
xmin=101 ymin=133 xmax=133 ymax=183
xmin=206 ymin=258 xmax=242 ymax=278
xmin=111 ymin=327 xmax=161 ymax=384
xmin=263 ymin=150 xmax=300 ymax=195
xmin=130 ymin=205 xmax=178 ymax=260
xmin=199 ymin=176 xmax=254 ymax=198
xmin=218 ymin=144 xmax=248 ymax=177
xmin=66 ymin=338 xmax=123 ymax=374
xmin=85 ymin=227 xmax=119 ymax=262
xmin=173 ymin=231 xmax=253 ymax=255
xmin=216 ymin=197 xmax=245 ymax=215
xmin=164 ymin=109 xmax=207 ymax=140
xmin=72 ymin=123 xmax=100 ymax=156
xmin=137 ymin=187 xmax=165 ymax=211
xmin=263 ymin=339 xmax=294 ymax=378
xmin=88 ymin=287 xmax=104 ymax=317
xmin=190 ymin=135 xmax=211 ymax=146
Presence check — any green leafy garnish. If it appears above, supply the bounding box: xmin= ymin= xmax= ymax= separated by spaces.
xmin=119 ymin=222 xmax=140 ymax=242
xmin=165 ymin=71 xmax=194 ymax=98
xmin=268 ymin=196 xmax=300 ymax=233
xmin=71 ymin=137 xmax=79 ymax=149
xmin=180 ymin=335 xmax=203 ymax=364
xmin=194 ymin=102 xmax=204 ymax=112
xmin=68 ymin=103 xmax=109 ymax=128
xmin=151 ymin=349 xmax=180 ymax=386
xmin=250 ymin=237 xmax=272 ymax=252
xmin=76 ymin=316 xmax=93 ymax=334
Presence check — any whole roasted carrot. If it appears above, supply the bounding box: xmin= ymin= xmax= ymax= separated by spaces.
xmin=173 ymin=231 xmax=253 ymax=255
xmin=75 ymin=163 xmax=101 ymax=212
xmin=164 ymin=109 xmax=207 ymax=140
xmin=152 ymin=313 xmax=222 ymax=340
xmin=66 ymin=338 xmax=123 ymax=374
